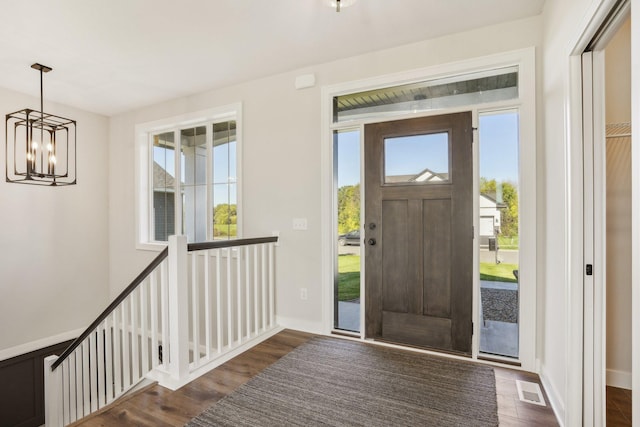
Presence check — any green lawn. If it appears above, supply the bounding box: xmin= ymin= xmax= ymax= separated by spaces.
xmin=497 ymin=235 xmax=519 ymax=250
xmin=338 ymin=255 xmax=361 ymax=301
xmin=337 ymin=256 xmax=517 ymax=298
xmin=480 ymin=262 xmax=519 ymax=283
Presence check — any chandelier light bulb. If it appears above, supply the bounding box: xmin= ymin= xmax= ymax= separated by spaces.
xmin=31 ymin=141 xmax=38 ymax=150
xmin=50 ymin=155 xmax=57 ymax=164
xmin=47 ymin=143 xmax=53 ymax=152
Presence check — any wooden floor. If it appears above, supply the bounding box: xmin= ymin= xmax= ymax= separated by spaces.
xmin=75 ymin=330 xmax=559 ymax=426
xmin=607 ymin=386 xmax=632 ymax=426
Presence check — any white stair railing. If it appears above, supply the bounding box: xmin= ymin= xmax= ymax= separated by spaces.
xmin=44 ymin=235 xmax=278 ymax=426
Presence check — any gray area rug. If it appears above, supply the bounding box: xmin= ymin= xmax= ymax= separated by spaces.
xmin=187 ymin=336 xmax=499 ymax=426
xmin=481 ymin=288 xmax=518 ymax=323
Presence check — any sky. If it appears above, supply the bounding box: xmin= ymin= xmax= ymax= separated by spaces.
xmin=336 ymin=111 xmax=519 ymax=187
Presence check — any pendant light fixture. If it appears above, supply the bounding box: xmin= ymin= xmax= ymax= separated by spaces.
xmin=6 ymin=63 xmax=76 ymax=186
xmin=326 ymin=0 xmax=358 ymax=12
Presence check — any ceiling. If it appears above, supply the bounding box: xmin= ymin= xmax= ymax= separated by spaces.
xmin=0 ymin=0 xmax=545 ymax=116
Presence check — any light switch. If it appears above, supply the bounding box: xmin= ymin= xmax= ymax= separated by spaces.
xmin=292 ymin=218 xmax=308 ymax=230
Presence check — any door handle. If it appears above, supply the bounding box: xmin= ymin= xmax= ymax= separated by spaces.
xmin=368 ymin=238 xmax=376 ymax=246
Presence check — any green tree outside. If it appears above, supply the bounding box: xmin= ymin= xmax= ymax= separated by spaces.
xmin=213 ymin=204 xmax=237 ymax=237
xmin=337 ymin=184 xmax=360 ymax=234
xmin=480 ymin=178 xmax=519 ymax=238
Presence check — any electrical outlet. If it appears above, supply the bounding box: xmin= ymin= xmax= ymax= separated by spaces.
xmin=292 ymin=218 xmax=308 ymax=230
xmin=300 ymin=288 xmax=308 ymax=300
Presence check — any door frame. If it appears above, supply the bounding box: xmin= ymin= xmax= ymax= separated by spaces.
xmin=320 ymin=47 xmax=537 ymax=371
xmin=566 ymin=1 xmax=632 ymax=425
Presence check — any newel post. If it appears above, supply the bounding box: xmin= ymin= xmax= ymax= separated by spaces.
xmin=168 ymin=234 xmax=190 ymax=381
xmin=44 ymin=355 xmax=62 ymax=427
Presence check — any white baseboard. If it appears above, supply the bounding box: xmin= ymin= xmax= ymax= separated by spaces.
xmin=275 ymin=315 xmax=324 ymax=335
xmin=0 ymin=328 xmax=83 ymax=362
xmin=606 ymin=368 xmax=632 ymax=389
xmin=539 ymin=366 xmax=565 ymax=427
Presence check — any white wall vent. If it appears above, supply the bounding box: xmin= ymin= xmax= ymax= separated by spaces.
xmin=516 ymin=380 xmax=546 ymax=406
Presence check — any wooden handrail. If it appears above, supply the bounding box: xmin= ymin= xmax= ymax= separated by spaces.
xmin=51 ymin=248 xmax=169 ymax=370
xmin=187 ymin=236 xmax=278 ymax=252
xmin=50 ymin=236 xmax=278 ymax=371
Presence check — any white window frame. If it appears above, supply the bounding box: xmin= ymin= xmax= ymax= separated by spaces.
xmin=320 ymin=48 xmax=536 ymax=371
xmin=135 ymin=103 xmax=242 ymax=250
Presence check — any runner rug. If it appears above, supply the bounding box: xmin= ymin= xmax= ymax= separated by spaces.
xmin=186 ymin=336 xmax=499 ymax=426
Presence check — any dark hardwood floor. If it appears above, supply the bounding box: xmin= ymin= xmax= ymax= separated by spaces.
xmin=607 ymin=386 xmax=632 ymax=426
xmin=74 ymin=330 xmax=559 ymax=426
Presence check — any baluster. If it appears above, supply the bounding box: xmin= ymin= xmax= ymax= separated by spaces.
xmin=161 ymin=261 xmax=169 ymax=370
xmin=121 ymin=298 xmax=131 ymax=387
xmin=262 ymin=244 xmax=267 ymax=331
xmin=97 ymin=323 xmax=106 ymax=408
xmin=67 ymin=351 xmax=77 ymax=422
xmin=245 ymin=246 xmax=251 ymax=338
xmin=236 ymin=246 xmax=242 ymax=343
xmin=112 ymin=306 xmax=122 ymax=397
xmin=192 ymin=252 xmax=200 ymax=366
xmin=82 ymin=341 xmax=90 ymax=416
xmin=140 ymin=280 xmax=149 ymax=374
xmin=254 ymin=245 xmax=259 ymax=334
xmin=62 ymin=358 xmax=70 ymax=424
xmin=269 ymin=242 xmax=275 ymax=327
xmin=105 ymin=316 xmax=114 ymax=404
xmin=89 ymin=332 xmax=98 ymax=412
xmin=204 ymin=250 xmax=212 ymax=360
xmin=130 ymin=291 xmax=139 ymax=382
xmin=216 ymin=248 xmax=222 ymax=353
xmin=74 ymin=348 xmax=84 ymax=419
xmin=227 ymin=247 xmax=233 ymax=347
xmin=150 ymin=270 xmax=159 ymax=369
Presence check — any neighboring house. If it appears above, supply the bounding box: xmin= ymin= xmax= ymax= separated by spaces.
xmin=479 ymin=193 xmax=505 ymax=246
xmin=385 ymin=167 xmax=448 ymax=184
xmin=152 ymin=161 xmax=176 ymax=242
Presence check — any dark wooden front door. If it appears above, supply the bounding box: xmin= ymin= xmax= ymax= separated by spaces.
xmin=364 ymin=112 xmax=473 ymax=355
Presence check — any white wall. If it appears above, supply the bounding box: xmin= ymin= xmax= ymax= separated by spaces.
xmin=604 ymin=17 xmax=632 ymax=388
xmin=540 ymin=0 xmax=616 ymax=423
xmin=109 ymin=16 xmax=543 ymax=334
xmin=0 ymin=87 xmax=110 ymax=355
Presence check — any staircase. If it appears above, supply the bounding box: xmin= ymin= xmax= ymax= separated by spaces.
xmin=43 ymin=235 xmax=278 ymax=426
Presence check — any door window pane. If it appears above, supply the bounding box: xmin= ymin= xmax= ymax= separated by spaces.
xmin=335 ymin=130 xmax=361 ymax=333
xmin=478 ymin=110 xmax=520 ymax=359
xmin=384 ymin=133 xmax=449 ymax=184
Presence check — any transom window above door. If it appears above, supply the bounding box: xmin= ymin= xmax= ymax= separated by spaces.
xmin=333 ymin=66 xmax=518 ymax=123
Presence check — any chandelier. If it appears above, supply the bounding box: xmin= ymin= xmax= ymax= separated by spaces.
xmin=6 ymin=63 xmax=76 ymax=186
xmin=326 ymin=0 xmax=358 ymax=12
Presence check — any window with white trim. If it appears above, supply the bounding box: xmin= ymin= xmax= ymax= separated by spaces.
xmin=137 ymin=105 xmax=241 ymax=245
